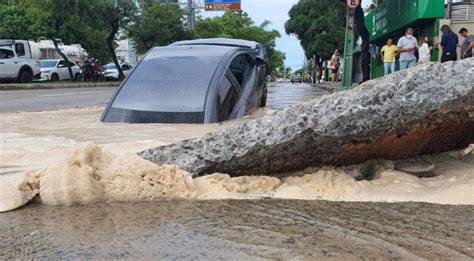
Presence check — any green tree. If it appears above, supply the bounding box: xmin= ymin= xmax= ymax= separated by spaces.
xmin=0 ymin=2 xmax=47 ymax=40
xmin=105 ymin=0 xmax=137 ymax=80
xmin=193 ymin=12 xmax=285 ymax=75
xmin=285 ymin=0 xmax=346 ymax=61
xmin=32 ymin=0 xmax=110 ymax=80
xmin=127 ymin=3 xmax=187 ymax=54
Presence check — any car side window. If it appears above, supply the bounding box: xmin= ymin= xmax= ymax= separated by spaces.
xmin=58 ymin=61 xmax=65 ymax=67
xmin=0 ymin=49 xmax=15 ymax=59
xmin=229 ymin=54 xmax=251 ymax=89
xmin=217 ymin=76 xmax=240 ymax=122
xmin=122 ymin=64 xmax=130 ymax=70
xmin=68 ymin=61 xmax=76 ymax=67
xmin=15 ymin=43 xmax=25 ymax=57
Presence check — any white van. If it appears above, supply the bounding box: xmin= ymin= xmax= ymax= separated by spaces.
xmin=0 ymin=39 xmax=41 ymax=83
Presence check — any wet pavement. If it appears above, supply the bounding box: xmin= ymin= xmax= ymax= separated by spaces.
xmin=1 ymin=200 xmax=473 ymax=259
xmin=0 ymin=82 xmax=328 ymax=112
xmin=267 ymin=82 xmax=329 ymax=110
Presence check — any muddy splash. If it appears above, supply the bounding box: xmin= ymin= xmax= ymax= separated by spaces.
xmin=2 ymin=143 xmax=472 ymax=212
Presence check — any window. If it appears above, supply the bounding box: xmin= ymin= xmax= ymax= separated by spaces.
xmin=229 ymin=54 xmax=251 ymax=88
xmin=0 ymin=49 xmax=15 ymax=59
xmin=110 ymin=46 xmax=225 ymax=113
xmin=68 ymin=61 xmax=76 ymax=67
xmin=15 ymin=43 xmax=25 ymax=57
xmin=217 ymin=76 xmax=240 ymax=122
xmin=122 ymin=64 xmax=131 ymax=70
xmin=57 ymin=60 xmax=65 ymax=67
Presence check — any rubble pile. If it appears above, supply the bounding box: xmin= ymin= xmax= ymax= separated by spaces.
xmin=140 ymin=59 xmax=474 ymax=176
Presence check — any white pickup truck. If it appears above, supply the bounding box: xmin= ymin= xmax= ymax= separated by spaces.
xmin=0 ymin=39 xmax=41 ymax=83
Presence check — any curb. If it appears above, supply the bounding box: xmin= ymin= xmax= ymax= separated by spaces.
xmin=0 ymin=82 xmax=120 ymax=91
xmin=310 ymin=83 xmax=335 ymax=92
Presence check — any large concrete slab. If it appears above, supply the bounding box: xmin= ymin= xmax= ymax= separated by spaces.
xmin=139 ymin=59 xmax=474 ymax=176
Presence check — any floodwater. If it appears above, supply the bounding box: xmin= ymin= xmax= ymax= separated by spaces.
xmin=1 ymin=83 xmax=473 ymax=259
xmin=1 ymin=200 xmax=473 ymax=259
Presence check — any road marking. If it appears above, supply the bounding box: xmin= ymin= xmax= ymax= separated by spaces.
xmin=37 ymin=91 xmax=108 ymax=97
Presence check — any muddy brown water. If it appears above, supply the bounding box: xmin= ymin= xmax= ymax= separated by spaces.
xmin=1 ymin=200 xmax=473 ymax=260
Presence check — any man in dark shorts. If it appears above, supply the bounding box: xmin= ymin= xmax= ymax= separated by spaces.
xmin=440 ymin=25 xmax=459 ymax=63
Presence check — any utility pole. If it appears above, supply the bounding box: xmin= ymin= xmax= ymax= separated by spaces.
xmin=337 ymin=0 xmax=360 ymax=91
xmin=187 ymin=0 xmax=196 ymax=29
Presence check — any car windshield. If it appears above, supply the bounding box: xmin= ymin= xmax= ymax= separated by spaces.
xmin=40 ymin=60 xmax=57 ymax=68
xmin=104 ymin=64 xmax=116 ymax=70
xmin=108 ymin=46 xmax=231 ymax=113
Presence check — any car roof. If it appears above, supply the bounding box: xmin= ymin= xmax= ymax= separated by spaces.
xmin=169 ymin=38 xmax=268 ymax=62
xmin=170 ymin=38 xmax=259 ymax=49
xmin=150 ymin=44 xmax=237 ymax=57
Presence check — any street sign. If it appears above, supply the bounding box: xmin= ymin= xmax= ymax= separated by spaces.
xmin=205 ymin=0 xmax=241 ymax=11
xmin=346 ymin=0 xmax=360 ymax=9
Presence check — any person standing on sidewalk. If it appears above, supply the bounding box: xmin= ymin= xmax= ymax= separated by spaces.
xmin=418 ymin=36 xmax=432 ymax=64
xmin=329 ymin=49 xmax=341 ymax=85
xmin=397 ymin=28 xmax=418 ymax=70
xmin=380 ymin=38 xmax=398 ymax=75
xmin=459 ymin=27 xmax=474 ymax=59
xmin=440 ymin=24 xmax=458 ymax=63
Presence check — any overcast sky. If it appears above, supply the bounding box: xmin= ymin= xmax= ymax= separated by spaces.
xmin=202 ymin=0 xmax=372 ymax=70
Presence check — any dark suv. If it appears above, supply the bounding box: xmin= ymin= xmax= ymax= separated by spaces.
xmin=291 ymin=74 xmax=302 ymax=84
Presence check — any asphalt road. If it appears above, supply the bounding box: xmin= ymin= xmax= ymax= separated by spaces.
xmin=0 ymin=87 xmax=115 ymax=113
xmin=0 ymin=83 xmax=329 ymax=113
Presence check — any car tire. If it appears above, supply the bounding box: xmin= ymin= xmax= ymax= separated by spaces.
xmin=260 ymin=87 xmax=267 ymax=108
xmin=17 ymin=70 xmax=33 ymax=83
xmin=51 ymin=74 xmax=59 ymax=81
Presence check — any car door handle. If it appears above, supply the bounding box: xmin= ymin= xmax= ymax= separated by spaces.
xmin=14 ymin=61 xmax=18 ymax=64
xmin=0 ymin=62 xmax=4 ymax=64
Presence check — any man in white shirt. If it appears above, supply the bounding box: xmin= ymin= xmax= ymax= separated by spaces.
xmin=397 ymin=28 xmax=418 ymax=70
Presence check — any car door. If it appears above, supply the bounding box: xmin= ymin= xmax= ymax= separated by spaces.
xmin=0 ymin=48 xmax=18 ymax=78
xmin=68 ymin=61 xmax=78 ymax=77
xmin=57 ymin=60 xmax=68 ymax=80
xmin=121 ymin=64 xmax=131 ymax=77
xmin=226 ymin=53 xmax=258 ymax=117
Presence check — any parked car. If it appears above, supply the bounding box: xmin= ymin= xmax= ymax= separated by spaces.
xmin=103 ymin=63 xmax=133 ymax=80
xmin=291 ymin=74 xmax=302 ymax=84
xmin=101 ymin=38 xmax=268 ymax=124
xmin=0 ymin=39 xmax=41 ymax=83
xmin=39 ymin=59 xmax=81 ymax=81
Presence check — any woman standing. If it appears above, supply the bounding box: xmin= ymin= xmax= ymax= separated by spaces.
xmin=418 ymin=36 xmax=432 ymax=64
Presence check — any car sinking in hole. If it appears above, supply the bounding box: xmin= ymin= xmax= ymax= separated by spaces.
xmin=100 ymin=38 xmax=268 ymax=124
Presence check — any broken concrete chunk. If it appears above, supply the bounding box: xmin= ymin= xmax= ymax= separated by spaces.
xmin=139 ymin=59 xmax=474 ymax=176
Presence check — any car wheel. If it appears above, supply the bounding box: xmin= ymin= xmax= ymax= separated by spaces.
xmin=17 ymin=70 xmax=33 ymax=83
xmin=260 ymin=87 xmax=267 ymax=108
xmin=51 ymin=74 xmax=59 ymax=81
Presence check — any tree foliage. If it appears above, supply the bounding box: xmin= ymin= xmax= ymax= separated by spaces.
xmin=127 ymin=3 xmax=187 ymax=54
xmin=0 ymin=2 xmax=48 ymax=40
xmin=285 ymin=0 xmax=346 ymax=60
xmin=192 ymin=12 xmax=285 ymax=74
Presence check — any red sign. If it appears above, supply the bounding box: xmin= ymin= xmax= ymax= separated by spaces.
xmin=346 ymin=0 xmax=360 ymax=9
xmin=205 ymin=3 xmax=241 ymax=11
